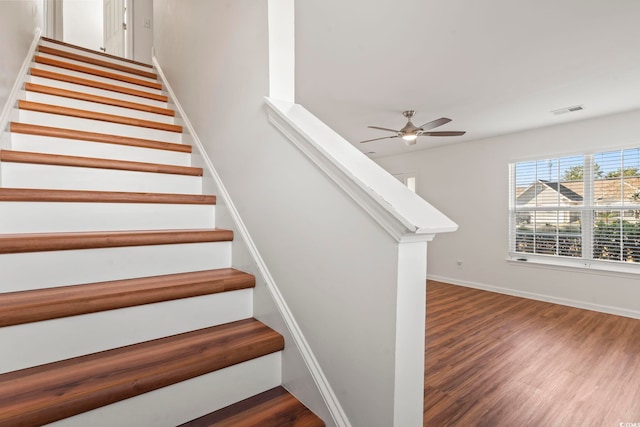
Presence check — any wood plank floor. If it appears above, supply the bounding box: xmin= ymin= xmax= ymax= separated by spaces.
xmin=424 ymin=280 xmax=640 ymax=427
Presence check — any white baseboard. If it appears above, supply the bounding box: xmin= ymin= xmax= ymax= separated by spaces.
xmin=0 ymin=28 xmax=42 ymax=148
xmin=428 ymin=274 xmax=640 ymax=320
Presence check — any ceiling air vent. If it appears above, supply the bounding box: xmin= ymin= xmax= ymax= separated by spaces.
xmin=551 ymin=105 xmax=584 ymax=115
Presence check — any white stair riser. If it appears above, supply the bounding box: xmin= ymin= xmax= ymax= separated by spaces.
xmin=0 ymin=202 xmax=215 ymax=233
xmin=32 ymin=62 xmax=164 ymax=96
xmin=0 ymin=242 xmax=232 ymax=292
xmin=0 ymin=289 xmax=253 ymax=373
xmin=18 ymin=109 xmax=181 ymax=143
xmin=23 ymin=90 xmax=175 ymax=125
xmin=36 ymin=52 xmax=159 ymax=85
xmin=39 ymin=40 xmax=153 ymax=73
xmin=46 ymin=353 xmax=282 ymax=427
xmin=28 ymin=75 xmax=169 ymax=109
xmin=9 ymin=133 xmax=190 ymax=166
xmin=1 ymin=163 xmax=201 ymax=194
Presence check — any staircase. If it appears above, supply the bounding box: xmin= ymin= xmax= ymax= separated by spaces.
xmin=0 ymin=37 xmax=324 ymax=427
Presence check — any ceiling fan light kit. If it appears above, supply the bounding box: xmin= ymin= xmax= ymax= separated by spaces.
xmin=361 ymin=110 xmax=466 ymax=145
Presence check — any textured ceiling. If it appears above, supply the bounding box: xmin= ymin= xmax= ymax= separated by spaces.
xmin=295 ymin=0 xmax=640 ymax=158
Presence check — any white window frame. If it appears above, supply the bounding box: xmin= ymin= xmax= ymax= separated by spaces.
xmin=509 ymin=150 xmax=640 ymax=276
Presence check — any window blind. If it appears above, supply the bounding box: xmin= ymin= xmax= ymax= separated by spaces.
xmin=510 ymin=148 xmax=640 ymax=266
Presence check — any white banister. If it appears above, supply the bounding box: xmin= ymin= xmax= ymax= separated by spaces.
xmin=265 ymin=98 xmax=458 ymax=243
xmin=265 ymin=97 xmax=457 ymax=425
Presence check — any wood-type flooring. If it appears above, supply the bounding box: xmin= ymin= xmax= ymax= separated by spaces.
xmin=424 ymin=280 xmax=640 ymax=427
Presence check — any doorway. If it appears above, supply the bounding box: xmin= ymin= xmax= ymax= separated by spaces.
xmin=43 ymin=0 xmax=133 ymax=59
xmin=103 ymin=0 xmax=129 ymax=57
xmin=392 ymin=172 xmax=417 ymax=193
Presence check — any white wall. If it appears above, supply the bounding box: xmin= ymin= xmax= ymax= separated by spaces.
xmin=132 ymin=0 xmax=153 ymax=63
xmin=0 ymin=0 xmax=42 ymax=119
xmin=376 ymin=109 xmax=640 ymax=316
xmin=63 ymin=0 xmax=103 ymax=51
xmin=154 ymin=1 xmax=410 ymax=425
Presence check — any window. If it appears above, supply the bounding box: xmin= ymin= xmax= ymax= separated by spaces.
xmin=510 ymin=148 xmax=640 ymax=271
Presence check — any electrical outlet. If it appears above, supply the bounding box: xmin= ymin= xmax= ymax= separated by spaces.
xmin=144 ymin=18 xmax=152 ymax=29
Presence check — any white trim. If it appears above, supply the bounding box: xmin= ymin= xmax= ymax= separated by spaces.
xmin=53 ymin=0 xmax=64 ymax=40
xmin=0 ymin=28 xmax=42 ymax=146
xmin=509 ymin=140 xmax=640 ymax=164
xmin=583 ymin=155 xmax=594 ymax=258
xmin=152 ymin=58 xmax=351 ymax=427
xmin=428 ymin=274 xmax=640 ymax=320
xmin=43 ymin=0 xmax=55 ymax=39
xmin=125 ymin=0 xmax=134 ymax=60
xmin=394 ymin=241 xmax=427 ymax=426
xmin=506 ymin=255 xmax=640 ymax=277
xmin=267 ymin=0 xmax=295 ymax=102
xmin=265 ymin=98 xmax=458 ymax=243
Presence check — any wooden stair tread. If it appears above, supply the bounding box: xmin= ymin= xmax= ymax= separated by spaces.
xmin=0 ymin=268 xmax=254 ymax=327
xmin=0 ymin=150 xmax=202 ymax=176
xmin=0 ymin=228 xmax=233 ymax=254
xmin=18 ymin=100 xmax=182 ymax=133
xmin=25 ymin=83 xmax=175 ymax=116
xmin=34 ymin=55 xmax=162 ymax=90
xmin=0 ymin=318 xmax=284 ymax=426
xmin=0 ymin=187 xmax=214 ymax=204
xmin=37 ymin=45 xmax=158 ymax=80
xmin=41 ymin=36 xmax=153 ymax=69
xmin=30 ymin=68 xmax=168 ymax=102
xmin=10 ymin=122 xmax=190 ymax=153
xmin=179 ymin=386 xmax=325 ymax=427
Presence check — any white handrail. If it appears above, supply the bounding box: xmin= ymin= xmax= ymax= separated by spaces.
xmin=265 ymin=98 xmax=458 ymax=242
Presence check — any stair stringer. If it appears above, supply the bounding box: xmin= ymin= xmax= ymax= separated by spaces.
xmin=154 ymin=58 xmax=346 ymax=427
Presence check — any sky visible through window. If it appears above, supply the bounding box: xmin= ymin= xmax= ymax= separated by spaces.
xmin=515 ymin=148 xmax=640 ymax=187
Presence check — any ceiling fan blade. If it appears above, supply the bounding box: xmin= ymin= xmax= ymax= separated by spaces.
xmin=418 ymin=117 xmax=451 ymax=131
xmin=422 ymin=131 xmax=466 ymax=137
xmin=367 ymin=126 xmax=401 ymax=133
xmin=360 ymin=135 xmax=399 ymax=143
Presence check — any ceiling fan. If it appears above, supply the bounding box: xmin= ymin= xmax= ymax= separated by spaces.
xmin=361 ymin=110 xmax=466 ymax=145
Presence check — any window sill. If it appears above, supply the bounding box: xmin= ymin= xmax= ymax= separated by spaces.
xmin=507 ymin=254 xmax=640 ymax=278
